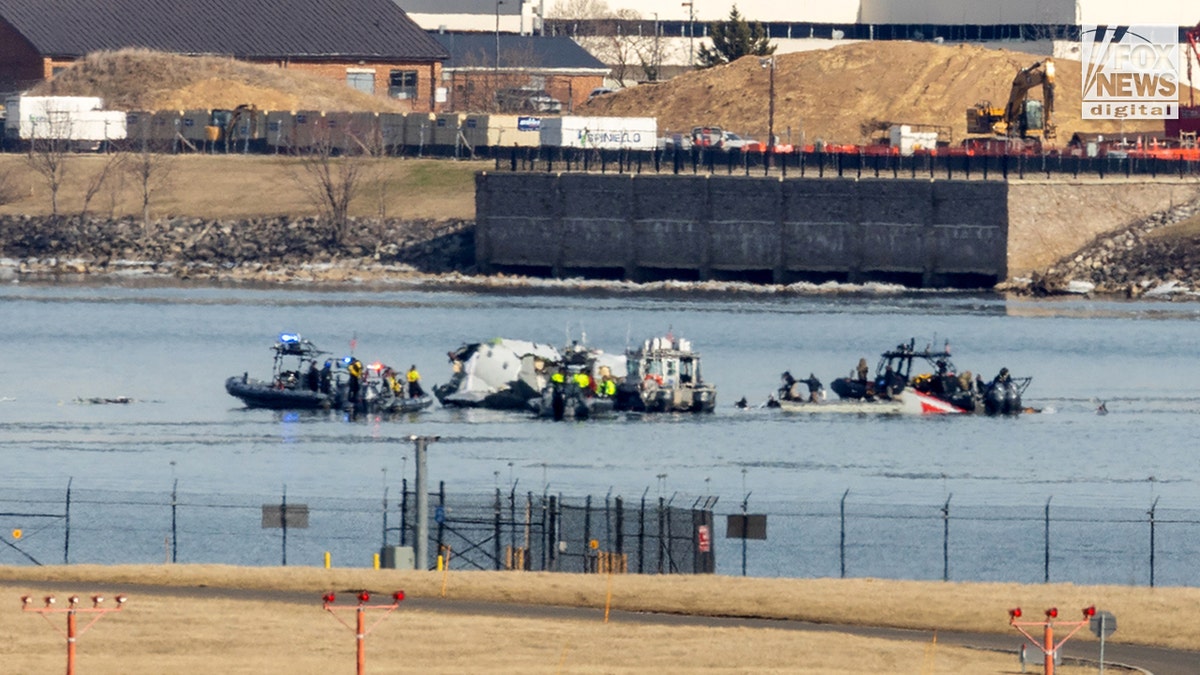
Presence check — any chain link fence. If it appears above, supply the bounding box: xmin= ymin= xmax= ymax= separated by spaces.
xmin=492 ymin=146 xmax=1200 ymax=181
xmin=2 ymin=481 xmax=1197 ymax=586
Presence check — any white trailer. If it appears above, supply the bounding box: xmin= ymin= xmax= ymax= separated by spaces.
xmin=539 ymin=116 xmax=657 ymax=150
xmin=4 ymin=95 xmax=126 ymax=142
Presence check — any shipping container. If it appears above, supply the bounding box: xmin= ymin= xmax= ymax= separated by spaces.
xmin=4 ymin=95 xmax=123 ymax=141
xmin=462 ymin=114 xmax=541 ymax=149
xmin=539 ymin=116 xmax=657 ymax=150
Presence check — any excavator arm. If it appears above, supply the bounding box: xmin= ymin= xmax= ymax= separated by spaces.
xmin=965 ymin=59 xmax=1056 ymax=144
xmin=1003 ymin=59 xmax=1055 ymax=141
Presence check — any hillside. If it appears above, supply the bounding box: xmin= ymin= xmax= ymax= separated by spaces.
xmin=582 ymin=41 xmax=1168 ymax=145
xmin=28 ymin=49 xmax=407 ymax=113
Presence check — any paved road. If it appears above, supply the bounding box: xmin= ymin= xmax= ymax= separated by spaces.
xmin=5 ymin=581 xmax=1197 ymax=674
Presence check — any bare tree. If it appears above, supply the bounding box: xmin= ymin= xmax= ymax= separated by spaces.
xmin=25 ymin=112 xmax=74 ymax=218
xmin=0 ymin=167 xmax=22 ymax=206
xmin=128 ymin=135 xmax=175 ymax=228
xmin=548 ymin=0 xmax=612 ymax=20
xmin=290 ymin=123 xmax=370 ymax=246
xmin=78 ymin=151 xmax=128 ymax=219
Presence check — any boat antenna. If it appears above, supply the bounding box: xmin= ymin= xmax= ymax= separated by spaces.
xmin=350 ymin=332 xmax=358 ymax=356
xmin=625 ymin=323 xmax=632 ymax=351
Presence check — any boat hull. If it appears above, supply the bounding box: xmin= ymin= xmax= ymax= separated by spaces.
xmin=779 ymin=390 xmax=965 ymax=415
xmin=225 ymin=376 xmax=332 ymax=410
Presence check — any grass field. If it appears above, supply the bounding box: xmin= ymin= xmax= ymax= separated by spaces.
xmin=0 ymin=154 xmax=486 ymax=221
xmin=0 ymin=565 xmax=1193 ymax=673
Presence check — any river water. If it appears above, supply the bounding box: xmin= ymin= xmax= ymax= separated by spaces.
xmin=2 ymin=280 xmax=1199 ymax=581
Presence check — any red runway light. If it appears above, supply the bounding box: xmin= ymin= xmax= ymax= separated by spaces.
xmin=392 ymin=591 xmax=405 ymax=603
xmin=1008 ymin=607 xmax=1022 ymax=618
xmin=357 ymin=591 xmax=370 ymax=603
xmin=322 ymin=593 xmax=336 ymax=604
xmin=1083 ymin=605 xmax=1096 ymax=617
xmin=1045 ymin=607 xmax=1058 ymax=618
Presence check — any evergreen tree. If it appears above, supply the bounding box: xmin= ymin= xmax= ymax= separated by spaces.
xmin=696 ymin=5 xmax=775 ymax=68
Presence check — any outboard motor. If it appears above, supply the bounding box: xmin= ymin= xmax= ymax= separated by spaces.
xmin=985 ymin=380 xmax=1023 ymax=416
xmin=1003 ymin=381 xmax=1022 ymax=415
xmin=984 ymin=382 xmax=1005 ymax=416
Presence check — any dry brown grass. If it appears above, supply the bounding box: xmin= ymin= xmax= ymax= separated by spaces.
xmin=583 ymin=41 xmax=1174 ymax=144
xmin=29 ymin=49 xmax=409 ymax=113
xmin=0 ymin=565 xmax=1139 ymax=674
xmin=0 ymin=154 xmax=484 ymax=221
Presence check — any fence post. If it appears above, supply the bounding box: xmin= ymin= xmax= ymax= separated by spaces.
xmin=1149 ymin=497 xmax=1159 ymax=588
xmin=171 ymin=478 xmax=178 ymax=563
xmin=381 ymin=484 xmax=388 ymax=551
xmin=1044 ymin=496 xmax=1052 ymax=583
xmin=584 ymin=495 xmax=594 ymax=573
xmin=281 ymin=484 xmax=288 ymax=567
xmin=839 ymin=489 xmax=849 ymax=579
xmin=615 ymin=496 xmax=625 ymax=557
xmin=436 ymin=481 xmax=446 ymax=567
xmin=63 ymin=478 xmax=72 ymax=565
xmin=941 ymin=493 xmax=952 ymax=582
xmin=400 ymin=478 xmax=408 ymax=546
xmin=657 ymin=496 xmax=666 ymax=574
xmin=548 ymin=494 xmax=559 ymax=571
xmin=511 ymin=482 xmax=520 ymax=562
xmin=493 ymin=488 xmax=502 ymax=571
xmin=638 ymin=493 xmax=646 ymax=573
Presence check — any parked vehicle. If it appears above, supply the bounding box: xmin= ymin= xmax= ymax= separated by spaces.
xmin=495 ymin=88 xmax=562 ymax=114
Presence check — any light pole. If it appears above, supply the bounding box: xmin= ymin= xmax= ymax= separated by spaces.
xmin=683 ymin=2 xmax=695 ymax=66
xmin=494 ymin=1 xmax=504 ymax=85
xmin=652 ymin=13 xmax=660 ymax=81
xmin=408 ymin=434 xmax=440 ymax=570
xmin=760 ymin=56 xmax=776 ymax=158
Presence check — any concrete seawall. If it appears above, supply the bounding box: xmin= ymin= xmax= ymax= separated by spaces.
xmin=475 ymin=172 xmax=1200 ymax=288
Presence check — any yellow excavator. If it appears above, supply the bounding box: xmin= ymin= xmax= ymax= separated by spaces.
xmin=966 ymin=58 xmax=1056 ymax=145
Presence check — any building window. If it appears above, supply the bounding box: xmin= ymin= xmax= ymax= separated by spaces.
xmin=389 ymin=70 xmax=418 ymax=99
xmin=346 ymin=71 xmax=375 ymax=95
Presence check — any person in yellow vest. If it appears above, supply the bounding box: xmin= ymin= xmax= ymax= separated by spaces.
xmin=573 ymin=371 xmax=591 ymax=394
xmin=602 ymin=377 xmax=617 ymax=397
xmin=551 ymin=370 xmax=566 ymax=387
xmin=406 ymin=364 xmax=425 ymax=398
xmin=383 ymin=367 xmax=401 ymax=397
xmin=346 ymin=357 xmax=363 ymax=403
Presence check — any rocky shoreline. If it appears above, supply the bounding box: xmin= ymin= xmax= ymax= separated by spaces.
xmin=999 ymin=198 xmax=1200 ymax=299
xmin=3 ymin=209 xmax=1198 ymax=299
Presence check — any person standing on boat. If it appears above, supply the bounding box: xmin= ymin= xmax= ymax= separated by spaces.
xmin=407 ymin=365 xmax=425 ymax=398
xmin=801 ymin=373 xmax=823 ymax=403
xmin=305 ymin=362 xmax=320 ymax=392
xmin=347 ymin=358 xmax=363 ymax=403
xmin=320 ymin=360 xmax=333 ymax=394
xmin=779 ymin=371 xmax=799 ymax=401
xmin=855 ymin=358 xmax=869 ymax=382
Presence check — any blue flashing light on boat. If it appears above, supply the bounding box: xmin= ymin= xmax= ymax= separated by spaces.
xmin=279 ymin=333 xmax=301 ymax=344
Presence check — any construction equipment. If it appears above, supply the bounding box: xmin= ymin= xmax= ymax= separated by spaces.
xmin=1166 ymin=22 xmax=1200 ymax=142
xmin=966 ymin=58 xmax=1056 ymax=145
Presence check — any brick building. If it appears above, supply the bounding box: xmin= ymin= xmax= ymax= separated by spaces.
xmin=0 ymin=0 xmax=449 ymax=111
xmin=432 ymin=32 xmax=608 ymax=114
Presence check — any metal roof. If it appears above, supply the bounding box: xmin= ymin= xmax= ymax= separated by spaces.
xmin=432 ymin=33 xmax=606 ymax=71
xmin=0 ymin=0 xmax=449 ymax=61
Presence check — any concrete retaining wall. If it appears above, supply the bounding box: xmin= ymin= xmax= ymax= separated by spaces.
xmin=476 ymin=172 xmax=1198 ymax=287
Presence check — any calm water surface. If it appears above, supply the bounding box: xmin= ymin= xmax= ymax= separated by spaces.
xmin=2 ymin=282 xmax=1198 ymax=577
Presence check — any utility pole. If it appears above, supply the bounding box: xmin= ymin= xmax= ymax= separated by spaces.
xmin=686 ymin=2 xmax=696 ymax=67
xmin=494 ymin=0 xmax=504 ymax=93
xmin=409 ymin=435 xmax=440 ymax=570
xmin=653 ymin=13 xmax=660 ymax=81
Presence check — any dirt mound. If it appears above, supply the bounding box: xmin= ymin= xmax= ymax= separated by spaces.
xmin=29 ymin=49 xmax=407 ymax=113
xmin=584 ymin=41 xmax=1168 ymax=145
